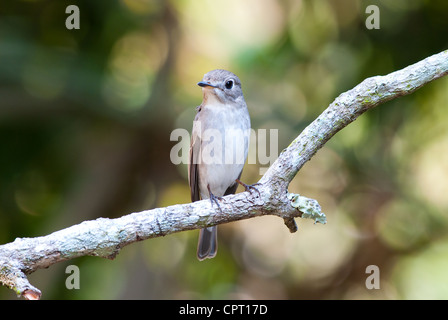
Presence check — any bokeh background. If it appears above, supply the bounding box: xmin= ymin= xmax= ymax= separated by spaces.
xmin=1 ymin=0 xmax=448 ymax=300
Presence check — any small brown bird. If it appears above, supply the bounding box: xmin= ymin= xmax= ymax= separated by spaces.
xmin=189 ymin=69 xmax=251 ymax=260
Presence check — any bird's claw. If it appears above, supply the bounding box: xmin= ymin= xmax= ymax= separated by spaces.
xmin=236 ymin=179 xmax=261 ymax=197
xmin=208 ymin=185 xmax=223 ymax=213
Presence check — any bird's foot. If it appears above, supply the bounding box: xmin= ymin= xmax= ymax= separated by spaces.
xmin=207 ymin=185 xmax=224 ymax=213
xmin=236 ymin=179 xmax=261 ymax=197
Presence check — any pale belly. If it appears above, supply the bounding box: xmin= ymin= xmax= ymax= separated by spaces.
xmin=197 ymin=104 xmax=250 ymax=198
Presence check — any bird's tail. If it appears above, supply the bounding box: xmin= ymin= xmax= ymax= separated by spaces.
xmin=197 ymin=226 xmax=217 ymax=261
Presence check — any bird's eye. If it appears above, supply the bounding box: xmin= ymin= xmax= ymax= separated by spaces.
xmin=225 ymin=80 xmax=234 ymax=89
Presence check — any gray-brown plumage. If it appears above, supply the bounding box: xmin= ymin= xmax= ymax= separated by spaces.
xmin=189 ymin=69 xmax=251 ymax=260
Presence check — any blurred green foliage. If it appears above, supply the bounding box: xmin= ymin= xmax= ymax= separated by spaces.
xmin=1 ymin=0 xmax=448 ymax=299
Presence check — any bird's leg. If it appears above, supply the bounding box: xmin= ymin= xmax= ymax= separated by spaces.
xmin=236 ymin=179 xmax=261 ymax=197
xmin=207 ymin=185 xmax=223 ymax=213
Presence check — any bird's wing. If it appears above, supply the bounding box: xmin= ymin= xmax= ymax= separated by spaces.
xmin=189 ymin=109 xmax=202 ymax=202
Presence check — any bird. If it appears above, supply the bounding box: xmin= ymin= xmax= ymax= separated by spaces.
xmin=189 ymin=69 xmax=252 ymax=261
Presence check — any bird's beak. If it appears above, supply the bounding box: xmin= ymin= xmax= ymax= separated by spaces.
xmin=197 ymin=81 xmax=218 ymax=88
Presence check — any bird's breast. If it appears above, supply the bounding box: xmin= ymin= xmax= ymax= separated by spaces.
xmin=196 ymin=103 xmax=250 ymax=197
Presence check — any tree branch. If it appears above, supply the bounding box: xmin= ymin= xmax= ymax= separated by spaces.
xmin=1 ymin=49 xmax=448 ymax=299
